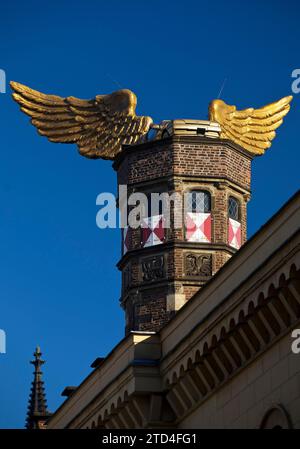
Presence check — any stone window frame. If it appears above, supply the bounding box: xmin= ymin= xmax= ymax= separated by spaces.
xmin=226 ymin=189 xmax=244 ymax=247
xmin=126 ymin=182 xmax=169 ymax=247
xmin=186 ymin=190 xmax=211 ymax=214
xmin=183 ymin=186 xmax=214 ymax=243
xmin=228 ymin=195 xmax=241 ymax=221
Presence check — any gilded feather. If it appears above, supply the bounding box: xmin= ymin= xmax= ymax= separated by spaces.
xmin=10 ymin=82 xmax=153 ymax=160
xmin=209 ymin=96 xmax=292 ymax=155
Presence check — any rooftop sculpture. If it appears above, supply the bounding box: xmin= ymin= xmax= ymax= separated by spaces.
xmin=11 ymin=81 xmax=292 ymax=158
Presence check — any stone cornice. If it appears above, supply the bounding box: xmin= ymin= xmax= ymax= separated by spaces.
xmin=117 ymin=242 xmax=236 ymax=270
xmin=117 ymin=174 xmax=251 ymax=197
xmin=46 ymin=332 xmax=160 ymax=429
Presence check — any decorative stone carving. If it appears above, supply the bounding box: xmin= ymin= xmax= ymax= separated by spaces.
xmin=142 ymin=255 xmax=165 ymax=282
xmin=185 ymin=253 xmax=212 ymax=277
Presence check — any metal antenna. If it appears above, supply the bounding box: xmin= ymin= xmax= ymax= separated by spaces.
xmin=105 ymin=73 xmax=123 ymax=89
xmin=217 ymin=77 xmax=227 ymax=99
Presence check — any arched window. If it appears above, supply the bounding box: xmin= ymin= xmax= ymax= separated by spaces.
xmin=140 ymin=192 xmax=165 ymax=248
xmin=260 ymin=405 xmax=292 ymax=429
xmin=228 ymin=196 xmax=241 ymax=249
xmin=187 ymin=190 xmax=211 ymax=213
xmin=228 ymin=196 xmax=240 ymax=221
xmin=185 ymin=190 xmax=211 ymax=243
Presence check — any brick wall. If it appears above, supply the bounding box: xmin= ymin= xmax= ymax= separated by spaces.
xmin=116 ymin=139 xmax=251 ymax=189
xmin=172 ymin=142 xmax=251 ymax=189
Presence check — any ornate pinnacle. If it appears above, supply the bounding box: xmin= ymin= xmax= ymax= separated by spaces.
xmin=25 ymin=346 xmax=51 ymax=429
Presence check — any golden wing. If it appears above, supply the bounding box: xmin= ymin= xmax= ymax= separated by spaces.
xmin=10 ymin=82 xmax=153 ymax=160
xmin=209 ymin=96 xmax=293 ymax=155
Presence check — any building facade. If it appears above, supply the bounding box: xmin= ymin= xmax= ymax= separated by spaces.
xmin=40 ymin=128 xmax=300 ymax=429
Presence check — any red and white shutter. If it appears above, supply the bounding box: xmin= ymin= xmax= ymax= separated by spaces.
xmin=141 ymin=215 xmax=165 ymax=247
xmin=185 ymin=212 xmax=211 ymax=243
xmin=228 ymin=218 xmax=241 ymax=249
xmin=122 ymin=226 xmax=131 ymax=255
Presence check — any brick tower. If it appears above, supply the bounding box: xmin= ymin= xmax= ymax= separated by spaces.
xmin=114 ymin=120 xmax=253 ymax=334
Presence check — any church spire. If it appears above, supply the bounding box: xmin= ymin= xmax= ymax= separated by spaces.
xmin=25 ymin=346 xmax=51 ymax=429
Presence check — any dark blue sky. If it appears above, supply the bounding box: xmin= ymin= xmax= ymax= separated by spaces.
xmin=0 ymin=0 xmax=299 ymax=428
